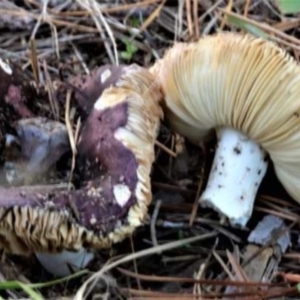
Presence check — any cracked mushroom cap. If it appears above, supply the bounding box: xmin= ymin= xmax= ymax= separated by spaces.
xmin=0 ymin=64 xmax=163 ymax=255
xmin=150 ymin=32 xmax=300 ymax=203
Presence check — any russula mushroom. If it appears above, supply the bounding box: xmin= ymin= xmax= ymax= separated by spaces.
xmin=150 ymin=32 xmax=300 ymax=226
xmin=0 ymin=64 xmax=163 ymax=276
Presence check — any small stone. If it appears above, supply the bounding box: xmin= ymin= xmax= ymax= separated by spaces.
xmin=248 ymin=215 xmax=291 ymax=253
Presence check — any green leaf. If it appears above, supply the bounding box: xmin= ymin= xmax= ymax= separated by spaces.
xmin=297 ymin=282 xmax=300 ymax=293
xmin=18 ymin=283 xmax=45 ymax=300
xmin=130 ymin=17 xmax=140 ymax=28
xmin=227 ymin=15 xmax=269 ymax=39
xmin=275 ymin=0 xmax=300 ymax=14
xmin=0 ymin=270 xmax=88 ymax=299
xmin=128 ymin=43 xmax=138 ymax=54
xmin=120 ymin=39 xmax=138 ymax=61
xmin=120 ymin=51 xmax=132 ymax=60
xmin=0 ymin=281 xmax=44 ymax=300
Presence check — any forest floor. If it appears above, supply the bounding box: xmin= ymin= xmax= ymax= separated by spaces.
xmin=1 ymin=0 xmax=300 ymax=299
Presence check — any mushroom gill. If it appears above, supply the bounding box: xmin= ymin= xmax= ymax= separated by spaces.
xmin=150 ymin=32 xmax=300 ymax=226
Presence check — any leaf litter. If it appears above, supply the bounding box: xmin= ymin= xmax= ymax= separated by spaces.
xmin=0 ymin=0 xmax=300 ymax=299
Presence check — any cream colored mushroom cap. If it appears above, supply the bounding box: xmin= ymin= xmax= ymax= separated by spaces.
xmin=151 ymin=32 xmax=300 ymax=203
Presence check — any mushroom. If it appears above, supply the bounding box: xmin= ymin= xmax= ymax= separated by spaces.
xmin=150 ymin=32 xmax=300 ymax=226
xmin=0 ymin=64 xmax=163 ymax=276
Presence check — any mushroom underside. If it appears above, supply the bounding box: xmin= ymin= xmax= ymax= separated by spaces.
xmin=151 ymin=31 xmax=300 ymax=227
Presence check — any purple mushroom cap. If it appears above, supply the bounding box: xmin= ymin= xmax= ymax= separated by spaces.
xmin=0 ymin=63 xmax=163 ymax=255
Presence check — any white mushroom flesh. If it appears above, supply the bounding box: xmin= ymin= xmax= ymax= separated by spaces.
xmin=200 ymin=127 xmax=268 ymax=226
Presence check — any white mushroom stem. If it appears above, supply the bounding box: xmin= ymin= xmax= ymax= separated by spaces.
xmin=199 ymin=127 xmax=268 ymax=227
xmin=36 ymin=249 xmax=94 ymax=277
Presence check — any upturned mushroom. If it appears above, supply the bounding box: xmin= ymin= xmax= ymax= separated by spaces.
xmin=0 ymin=63 xmax=163 ymax=275
xmin=150 ymin=32 xmax=300 ymax=226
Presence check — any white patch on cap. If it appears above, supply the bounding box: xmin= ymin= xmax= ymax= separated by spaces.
xmin=0 ymin=59 xmax=12 ymax=75
xmin=94 ymin=96 xmax=104 ymax=110
xmin=94 ymin=95 xmax=113 ymax=111
xmin=101 ymin=69 xmax=111 ymax=83
xmin=113 ymin=184 xmax=131 ymax=207
xmin=90 ymin=215 xmax=97 ymax=225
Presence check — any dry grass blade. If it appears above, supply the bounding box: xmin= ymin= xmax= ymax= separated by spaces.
xmin=43 ymin=59 xmax=60 ymax=120
xmin=155 ymin=140 xmax=177 ymax=157
xmin=255 ymin=206 xmax=300 ymax=222
xmin=243 ymin=0 xmax=251 ymax=16
xmin=64 ymin=89 xmax=77 ymax=189
xmin=74 ymin=232 xmax=218 ymax=299
xmin=192 ymin=0 xmax=199 ymax=39
xmin=70 ymin=116 xmax=81 ymax=186
xmin=29 ymin=38 xmax=39 ymax=83
xmin=105 ymin=0 xmax=162 ymax=13
xmin=219 ymin=0 xmax=233 ymax=30
xmin=121 ymin=288 xmax=263 ymax=299
xmin=259 ymin=195 xmax=298 ymax=208
xmin=75 ymin=0 xmax=119 ymax=65
xmin=185 ymin=0 xmax=193 ymax=38
xmin=116 ymin=267 xmax=280 ymax=287
xmin=273 ymin=19 xmax=300 ymax=31
xmin=219 ymin=8 xmax=300 ymax=49
xmin=150 ymin=199 xmax=161 ymax=248
xmin=213 ymin=250 xmax=235 ymax=281
xmin=276 ymin=272 xmax=300 ymax=282
xmin=131 ymin=0 xmax=166 ymax=40
xmin=226 ymin=250 xmax=248 ymax=282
